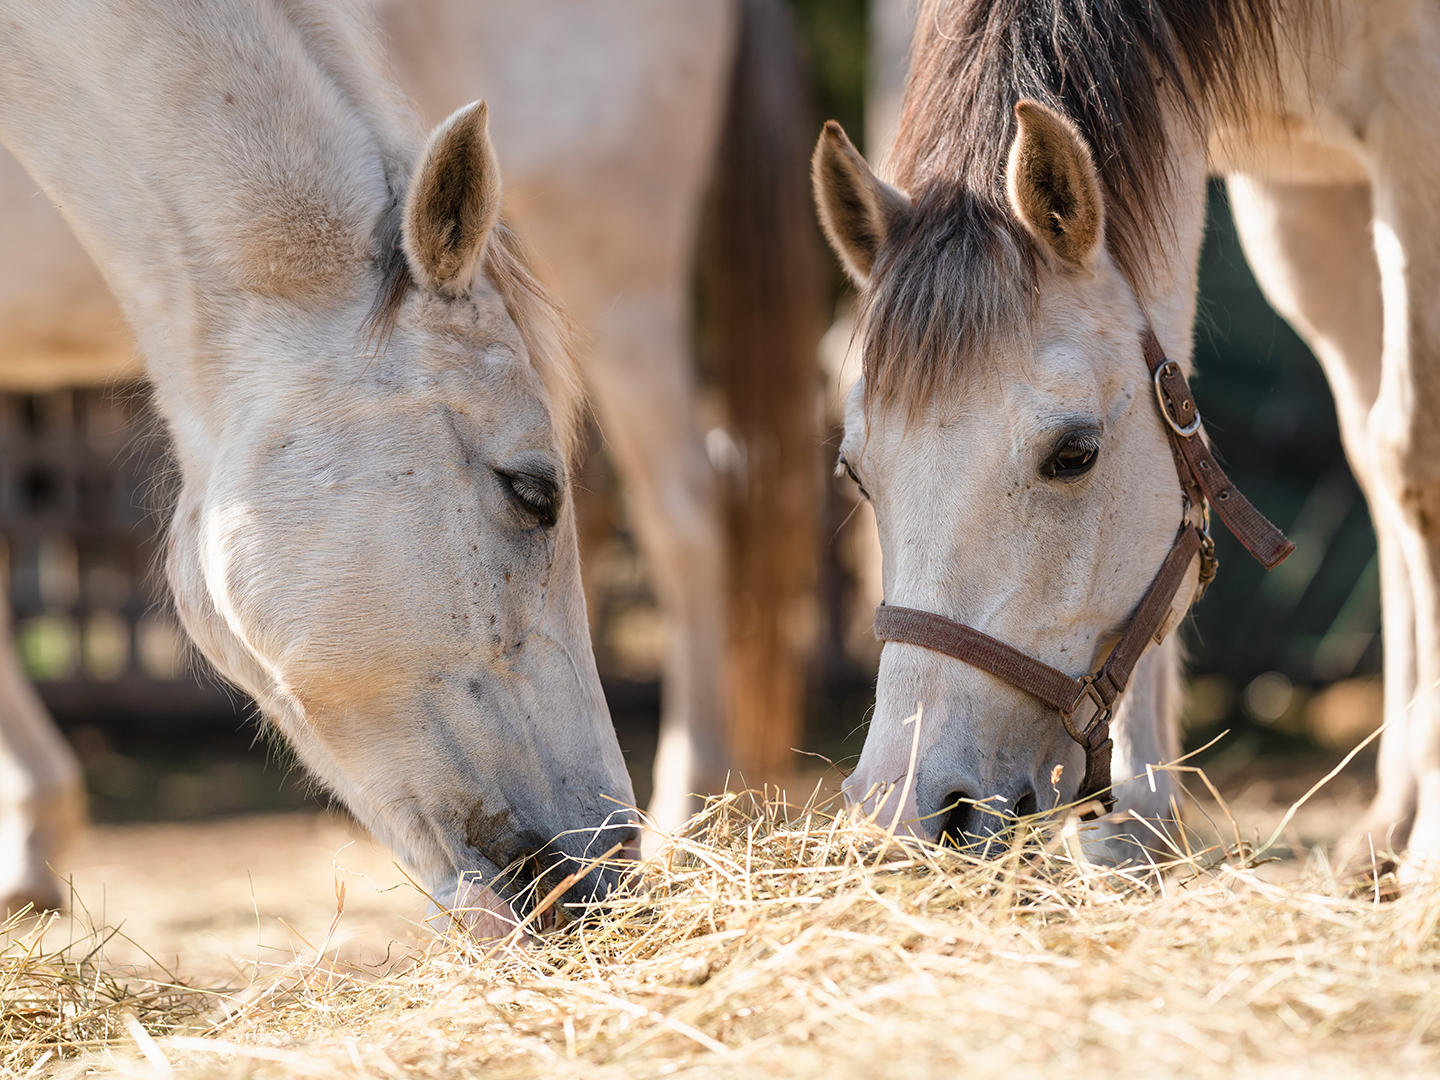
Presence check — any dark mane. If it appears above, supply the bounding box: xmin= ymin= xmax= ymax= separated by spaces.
xmin=864 ymin=0 xmax=1299 ymax=408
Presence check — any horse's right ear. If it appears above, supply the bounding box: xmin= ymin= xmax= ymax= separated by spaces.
xmin=403 ymin=100 xmax=502 ymax=297
xmin=1005 ymin=100 xmax=1104 ymax=270
xmin=811 ymin=121 xmax=912 ymax=284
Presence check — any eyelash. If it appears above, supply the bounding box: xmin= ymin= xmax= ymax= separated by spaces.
xmin=497 ymin=470 xmax=560 ymax=527
xmin=1043 ymin=433 xmax=1101 ymax=480
xmin=836 ymin=454 xmax=870 ymax=500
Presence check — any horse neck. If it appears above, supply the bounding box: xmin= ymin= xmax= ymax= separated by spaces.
xmin=0 ymin=0 xmax=419 ymax=468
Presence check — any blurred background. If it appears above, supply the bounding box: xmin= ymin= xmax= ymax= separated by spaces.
xmin=0 ymin=0 xmax=1378 ymax=824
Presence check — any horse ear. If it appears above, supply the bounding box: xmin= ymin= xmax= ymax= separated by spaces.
xmin=1006 ymin=100 xmax=1104 ymax=269
xmin=403 ymin=100 xmax=502 ymax=296
xmin=811 ymin=120 xmax=912 ymax=284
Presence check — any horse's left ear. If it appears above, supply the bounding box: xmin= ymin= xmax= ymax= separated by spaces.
xmin=403 ymin=100 xmax=502 ymax=296
xmin=1006 ymin=100 xmax=1104 ymax=270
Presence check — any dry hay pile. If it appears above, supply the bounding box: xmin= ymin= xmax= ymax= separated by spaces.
xmin=4 ymin=775 xmax=1440 ymax=1080
xmin=1 ymin=903 xmax=214 ymax=1071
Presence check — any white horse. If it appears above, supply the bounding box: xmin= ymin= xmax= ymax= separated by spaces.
xmin=0 ymin=0 xmax=640 ymax=928
xmin=373 ymin=0 xmax=826 ymax=833
xmin=0 ymin=0 xmax=825 ymax=915
xmin=816 ymin=0 xmax=1440 ymax=871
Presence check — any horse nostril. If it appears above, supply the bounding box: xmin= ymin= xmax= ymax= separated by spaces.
xmin=938 ymin=789 xmax=1040 ymax=850
xmin=938 ymin=791 xmax=973 ymax=847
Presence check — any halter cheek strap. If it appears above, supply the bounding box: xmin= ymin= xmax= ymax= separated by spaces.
xmin=873 ymin=323 xmax=1294 ymax=815
xmin=1143 ymin=329 xmax=1293 ymax=570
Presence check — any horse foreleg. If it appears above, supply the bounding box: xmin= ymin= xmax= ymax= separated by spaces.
xmin=1364 ymin=141 xmax=1440 ymax=878
xmin=584 ymin=294 xmax=731 ymax=835
xmin=0 ymin=594 xmax=85 ymax=914
xmin=1225 ymin=176 xmax=1418 ymax=861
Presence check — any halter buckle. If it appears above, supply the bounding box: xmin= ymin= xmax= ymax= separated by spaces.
xmin=1062 ymin=675 xmax=1112 ymax=747
xmin=1196 ymin=523 xmax=1219 ymax=602
xmin=1154 ymin=361 xmax=1202 ymax=437
xmin=1182 ymin=498 xmax=1219 ymax=603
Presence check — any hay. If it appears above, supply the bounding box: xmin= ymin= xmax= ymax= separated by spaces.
xmin=7 ymin=773 xmax=1440 ymax=1080
xmin=0 ymin=899 xmax=219 ymax=1073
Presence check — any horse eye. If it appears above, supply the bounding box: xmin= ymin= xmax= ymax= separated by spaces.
xmin=1043 ymin=432 xmax=1100 ymax=480
xmin=836 ymin=453 xmax=870 ymax=501
xmin=498 ymin=470 xmax=561 ymax=527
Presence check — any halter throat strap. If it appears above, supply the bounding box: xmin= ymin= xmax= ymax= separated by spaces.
xmin=874 ymin=323 xmax=1293 ymax=814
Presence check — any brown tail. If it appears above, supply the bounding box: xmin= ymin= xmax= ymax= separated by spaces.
xmin=699 ymin=0 xmax=828 ymax=783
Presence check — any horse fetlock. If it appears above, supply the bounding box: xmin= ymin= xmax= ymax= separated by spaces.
xmin=1393 ymin=771 xmax=1440 ymax=886
xmin=649 ymin=720 xmax=730 ymax=835
xmin=1338 ymin=799 xmax=1415 ymax=875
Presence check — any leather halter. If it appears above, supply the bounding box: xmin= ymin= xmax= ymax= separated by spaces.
xmin=873 ymin=324 xmax=1294 ymax=815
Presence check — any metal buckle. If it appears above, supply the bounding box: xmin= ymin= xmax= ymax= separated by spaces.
xmin=1196 ymin=525 xmax=1218 ymax=601
xmin=1154 ymin=361 xmax=1202 ymax=437
xmin=1062 ymin=675 xmax=1112 ymax=747
xmin=1183 ymin=499 xmax=1218 ymax=603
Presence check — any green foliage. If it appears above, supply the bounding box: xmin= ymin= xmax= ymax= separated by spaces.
xmin=787 ymin=0 xmax=868 ymax=147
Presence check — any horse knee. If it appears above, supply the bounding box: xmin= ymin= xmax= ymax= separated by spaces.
xmin=633 ymin=487 xmax=725 ymax=610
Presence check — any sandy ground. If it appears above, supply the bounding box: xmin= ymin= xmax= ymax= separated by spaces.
xmin=30 ymin=758 xmax=1377 ymax=991
xmin=1186 ymin=761 xmax=1377 ymax=863
xmin=45 ymin=810 xmax=432 ymax=988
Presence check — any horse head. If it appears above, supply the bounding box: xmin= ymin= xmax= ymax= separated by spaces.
xmin=813 ymin=102 xmax=1198 ymax=855
xmin=164 ymin=101 xmax=637 ymax=929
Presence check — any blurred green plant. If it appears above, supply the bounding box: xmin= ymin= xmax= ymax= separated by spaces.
xmin=787 ymin=0 xmax=868 ymax=147
xmin=17 ymin=613 xmax=80 ymax=680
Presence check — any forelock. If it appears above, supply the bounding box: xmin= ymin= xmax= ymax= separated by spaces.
xmin=862 ymin=0 xmax=1302 ymax=413
xmin=861 ymin=186 xmax=1036 ymax=413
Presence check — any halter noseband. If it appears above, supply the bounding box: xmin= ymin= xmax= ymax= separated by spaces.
xmin=874 ymin=324 xmax=1294 ymax=816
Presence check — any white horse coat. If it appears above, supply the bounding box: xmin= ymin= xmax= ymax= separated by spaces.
xmin=816 ymin=0 xmax=1440 ymax=874
xmin=0 ymin=0 xmax=640 ymax=925
xmin=0 ymin=0 xmax=829 ymax=913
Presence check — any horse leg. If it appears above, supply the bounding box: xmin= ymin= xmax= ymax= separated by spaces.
xmin=0 ymin=592 xmax=85 ymax=914
xmin=584 ymin=297 xmax=731 ymax=835
xmin=1225 ymin=175 xmax=1415 ymax=861
xmin=1356 ymin=129 xmax=1440 ymax=877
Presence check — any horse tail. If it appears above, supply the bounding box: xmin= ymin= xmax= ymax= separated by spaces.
xmin=700 ymin=0 xmax=828 ymax=784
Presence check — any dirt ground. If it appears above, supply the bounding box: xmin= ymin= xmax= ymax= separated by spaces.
xmin=47 ymin=810 xmax=433 ymax=989
xmin=33 ymin=754 xmax=1379 ymax=992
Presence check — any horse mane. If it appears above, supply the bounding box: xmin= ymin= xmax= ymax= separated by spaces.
xmin=864 ymin=0 xmax=1303 ymax=411
xmin=365 ymin=206 xmax=586 ymax=464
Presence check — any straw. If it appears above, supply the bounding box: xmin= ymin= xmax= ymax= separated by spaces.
xmin=6 ymin=773 xmax=1439 ymax=1080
